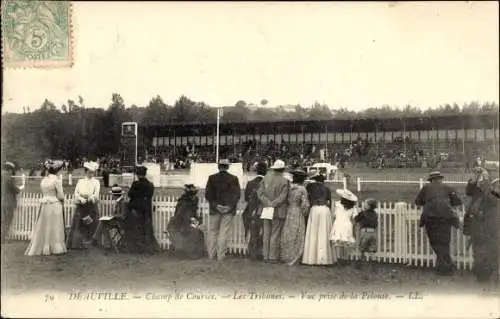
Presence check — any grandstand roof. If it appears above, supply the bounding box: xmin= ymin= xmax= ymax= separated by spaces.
xmin=140 ymin=113 xmax=496 ymax=136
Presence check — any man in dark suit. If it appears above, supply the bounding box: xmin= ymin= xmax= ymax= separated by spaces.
xmin=415 ymin=171 xmax=462 ymax=276
xmin=256 ymin=159 xmax=290 ymax=263
xmin=242 ymin=161 xmax=268 ymax=260
xmin=126 ymin=165 xmax=160 ymax=254
xmin=205 ymin=159 xmax=241 ymax=261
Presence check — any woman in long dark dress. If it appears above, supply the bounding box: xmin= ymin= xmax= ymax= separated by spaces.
xmin=167 ymin=184 xmax=205 ymax=259
xmin=464 ymin=165 xmax=500 ymax=282
xmin=124 ymin=165 xmax=160 ymax=254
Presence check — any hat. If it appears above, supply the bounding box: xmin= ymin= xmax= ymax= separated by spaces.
xmin=291 ymin=169 xmax=307 ymax=177
xmin=83 ymin=161 xmax=99 ymax=172
xmin=310 ymin=173 xmax=326 ymax=182
xmin=45 ymin=160 xmax=64 ymax=170
xmin=184 ymin=184 xmax=198 ymax=193
xmin=427 ymin=171 xmax=444 ymax=181
xmin=110 ymin=184 xmax=123 ymax=196
xmin=3 ymin=161 xmax=15 ymax=170
xmin=270 ymin=159 xmax=285 ymax=170
xmin=336 ymin=188 xmax=358 ymax=202
xmin=218 ymin=159 xmax=230 ymax=166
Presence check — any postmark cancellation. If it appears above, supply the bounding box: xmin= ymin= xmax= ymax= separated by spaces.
xmin=1 ymin=0 xmax=73 ymax=68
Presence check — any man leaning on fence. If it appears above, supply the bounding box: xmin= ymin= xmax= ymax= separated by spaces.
xmin=205 ymin=159 xmax=241 ymax=261
xmin=415 ymin=171 xmax=462 ymax=276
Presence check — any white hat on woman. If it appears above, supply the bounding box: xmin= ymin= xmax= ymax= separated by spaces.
xmin=335 ymin=188 xmax=358 ymax=202
xmin=45 ymin=160 xmax=64 ymax=170
xmin=83 ymin=161 xmax=99 ymax=172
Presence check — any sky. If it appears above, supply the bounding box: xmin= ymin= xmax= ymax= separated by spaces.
xmin=2 ymin=1 xmax=499 ymax=113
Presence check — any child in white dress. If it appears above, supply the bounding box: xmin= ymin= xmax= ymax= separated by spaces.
xmin=330 ymin=188 xmax=358 ymax=265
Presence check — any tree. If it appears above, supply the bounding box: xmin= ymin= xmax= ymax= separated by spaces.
xmin=40 ymin=99 xmax=57 ymax=111
xmin=100 ymin=93 xmax=130 ymax=156
xmin=260 ymin=99 xmax=268 ymax=107
xmin=221 ymin=102 xmax=250 ymax=123
xmin=308 ymin=102 xmax=333 ymax=120
xmin=294 ymin=104 xmax=309 ymax=120
xmin=235 ymin=100 xmax=247 ymax=108
xmin=143 ymin=95 xmax=169 ymax=125
xmin=171 ymin=95 xmax=197 ymax=123
xmin=252 ymin=107 xmax=276 ymax=122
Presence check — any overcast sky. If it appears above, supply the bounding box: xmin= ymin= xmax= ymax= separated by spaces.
xmin=2 ymin=1 xmax=499 ymax=113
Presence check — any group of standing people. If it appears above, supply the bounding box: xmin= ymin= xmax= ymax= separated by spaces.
xmin=2 ymin=157 xmax=498 ymax=283
xmin=242 ymin=159 xmax=378 ymax=267
xmin=177 ymin=159 xmax=377 ymax=267
xmin=2 ymin=160 xmax=160 ymax=257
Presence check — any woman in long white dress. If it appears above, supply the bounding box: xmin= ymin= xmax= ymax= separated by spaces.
xmin=25 ymin=160 xmax=67 ymax=256
xmin=330 ymin=188 xmax=358 ymax=265
xmin=67 ymin=161 xmax=100 ymax=249
xmin=302 ymin=174 xmax=336 ymax=265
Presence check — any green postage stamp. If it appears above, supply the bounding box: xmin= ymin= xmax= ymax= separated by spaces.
xmin=2 ymin=0 xmax=73 ymax=68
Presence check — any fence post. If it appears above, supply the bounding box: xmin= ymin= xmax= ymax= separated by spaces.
xmin=68 ymin=174 xmax=72 ymax=186
xmin=419 ymin=178 xmax=423 ymax=189
xmin=357 ymin=177 xmax=361 ymax=192
xmin=21 ymin=174 xmax=26 ymax=187
xmin=343 ymin=177 xmax=347 ymax=190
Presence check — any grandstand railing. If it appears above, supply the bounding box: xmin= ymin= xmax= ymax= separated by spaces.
xmin=8 ymin=193 xmax=473 ymax=270
xmin=12 ymin=172 xmax=471 ymax=189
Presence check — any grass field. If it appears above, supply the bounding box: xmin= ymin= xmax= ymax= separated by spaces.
xmin=2 ymin=241 xmax=499 ymax=318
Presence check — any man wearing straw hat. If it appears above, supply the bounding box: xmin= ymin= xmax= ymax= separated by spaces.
xmin=256 ymin=159 xmax=290 ymax=263
xmin=415 ymin=171 xmax=462 ymax=276
xmin=1 ymin=162 xmax=20 ymax=243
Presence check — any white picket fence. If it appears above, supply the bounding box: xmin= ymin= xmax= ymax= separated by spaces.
xmin=7 ymin=193 xmax=473 ymax=270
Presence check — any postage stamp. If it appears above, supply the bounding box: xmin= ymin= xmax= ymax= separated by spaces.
xmin=1 ymin=0 xmax=73 ymax=68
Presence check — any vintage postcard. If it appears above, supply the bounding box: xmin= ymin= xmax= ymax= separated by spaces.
xmin=1 ymin=1 xmax=499 ymax=318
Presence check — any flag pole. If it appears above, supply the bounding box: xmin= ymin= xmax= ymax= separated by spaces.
xmin=216 ymin=107 xmax=220 ymax=163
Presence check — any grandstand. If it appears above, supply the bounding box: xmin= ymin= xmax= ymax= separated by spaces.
xmin=138 ymin=113 xmax=498 ymax=167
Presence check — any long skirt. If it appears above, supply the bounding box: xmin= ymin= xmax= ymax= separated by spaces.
xmin=280 ymin=207 xmax=306 ymax=265
xmin=302 ymin=205 xmax=336 ymax=265
xmin=170 ymin=228 xmax=205 ymax=259
xmin=123 ymin=208 xmax=160 ymax=254
xmin=25 ymin=202 xmax=67 ymax=256
xmin=93 ymin=218 xmax=125 ymax=252
xmin=67 ymin=202 xmax=98 ymax=249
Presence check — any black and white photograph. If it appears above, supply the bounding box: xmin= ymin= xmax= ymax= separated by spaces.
xmin=1 ymin=1 xmax=499 ymax=318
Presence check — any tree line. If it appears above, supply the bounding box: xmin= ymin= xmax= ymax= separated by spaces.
xmin=1 ymin=93 xmax=498 ymax=168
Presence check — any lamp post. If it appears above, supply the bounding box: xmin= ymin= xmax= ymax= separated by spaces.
xmin=216 ymin=107 xmax=221 ymax=163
